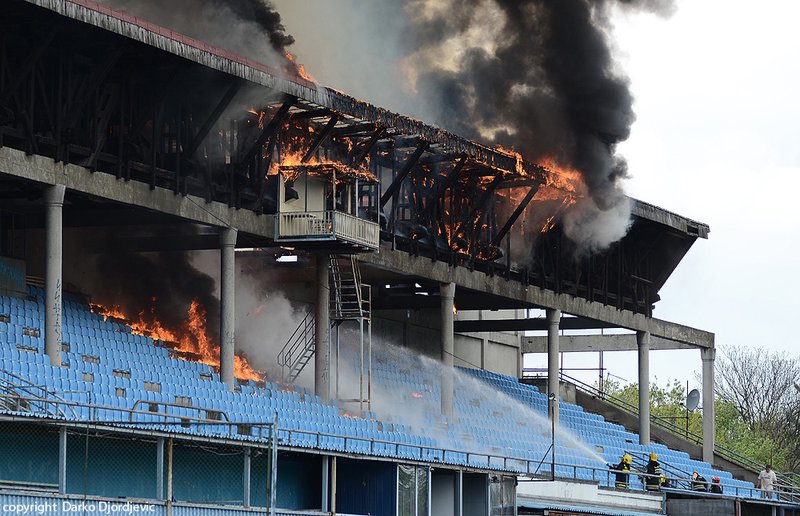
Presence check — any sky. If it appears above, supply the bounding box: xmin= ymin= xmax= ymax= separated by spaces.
xmin=273 ymin=0 xmax=800 ymax=389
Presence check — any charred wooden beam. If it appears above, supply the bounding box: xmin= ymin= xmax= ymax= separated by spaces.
xmin=0 ymin=27 xmax=57 ymax=107
xmin=380 ymin=140 xmax=429 ymax=207
xmin=333 ymin=122 xmax=379 ymax=137
xmin=350 ymin=127 xmax=385 ymax=167
xmin=238 ymin=98 xmax=295 ymax=167
xmin=491 ymin=183 xmax=541 ymax=245
xmin=185 ymin=79 xmax=243 ymax=158
xmin=287 ymin=108 xmax=333 ymax=120
xmin=301 ymin=114 xmax=339 ymax=163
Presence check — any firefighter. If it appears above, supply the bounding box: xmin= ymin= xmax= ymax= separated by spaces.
xmin=608 ymin=454 xmax=632 ymax=489
xmin=644 ymin=452 xmax=662 ymax=491
xmin=710 ymin=476 xmax=723 ymax=494
xmin=691 ymin=471 xmax=709 ymax=492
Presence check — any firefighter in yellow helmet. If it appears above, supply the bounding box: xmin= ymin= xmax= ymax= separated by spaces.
xmin=645 ymin=452 xmax=662 ymax=491
xmin=608 ymin=454 xmax=632 ymax=488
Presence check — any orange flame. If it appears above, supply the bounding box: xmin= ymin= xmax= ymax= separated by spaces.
xmin=91 ymin=301 xmax=262 ymax=382
xmin=282 ymin=51 xmax=315 ymax=83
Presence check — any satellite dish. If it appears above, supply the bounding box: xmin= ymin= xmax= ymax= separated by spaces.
xmin=686 ymin=389 xmax=701 ymax=411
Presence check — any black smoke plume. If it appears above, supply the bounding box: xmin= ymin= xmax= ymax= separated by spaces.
xmin=409 ymin=0 xmax=674 ymax=207
xmin=97 ymin=0 xmax=295 ymax=67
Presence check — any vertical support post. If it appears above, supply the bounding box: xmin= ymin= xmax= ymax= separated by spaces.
xmin=166 ymin=437 xmax=173 ymax=516
xmin=456 ymin=470 xmax=463 ymax=516
xmin=58 ymin=426 xmax=67 ymax=494
xmin=637 ymin=330 xmax=651 ymax=445
xmin=546 ymin=308 xmax=561 ymax=425
xmin=321 ymin=456 xmax=330 ymax=512
xmin=702 ymin=347 xmax=716 ymax=463
xmin=270 ymin=413 xmax=278 ymax=516
xmin=156 ymin=437 xmax=164 ymax=499
xmin=45 ymin=184 xmax=66 ymax=366
xmin=243 ymin=447 xmax=251 ymax=508
xmin=331 ymin=455 xmax=338 ymax=516
xmin=440 ymin=282 xmax=455 ymax=419
xmin=219 ymin=227 xmax=237 ymax=389
xmin=315 ymin=254 xmax=331 ymax=401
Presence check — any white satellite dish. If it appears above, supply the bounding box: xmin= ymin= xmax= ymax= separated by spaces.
xmin=686 ymin=389 xmax=701 ymax=411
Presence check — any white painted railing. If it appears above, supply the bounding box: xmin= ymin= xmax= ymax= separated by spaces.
xmin=275 ymin=211 xmax=379 ymax=250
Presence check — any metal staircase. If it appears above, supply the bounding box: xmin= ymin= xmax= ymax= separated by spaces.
xmin=277 ymin=255 xmax=372 ymax=410
xmin=276 ymin=311 xmax=316 ymax=384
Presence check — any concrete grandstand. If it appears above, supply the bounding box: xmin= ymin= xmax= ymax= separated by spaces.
xmin=0 ymin=1 xmax=797 ymax=515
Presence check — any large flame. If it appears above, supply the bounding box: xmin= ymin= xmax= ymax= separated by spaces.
xmin=282 ymin=51 xmax=315 ymax=83
xmin=91 ymin=300 xmax=261 ymax=382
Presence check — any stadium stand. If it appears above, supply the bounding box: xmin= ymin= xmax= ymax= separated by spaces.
xmin=0 ymin=285 xmax=764 ymax=501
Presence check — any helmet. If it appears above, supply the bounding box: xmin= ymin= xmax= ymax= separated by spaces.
xmin=712 ymin=476 xmax=720 ymax=483
xmin=649 ymin=452 xmax=658 ymax=461
xmin=622 ymin=454 xmax=632 ymax=465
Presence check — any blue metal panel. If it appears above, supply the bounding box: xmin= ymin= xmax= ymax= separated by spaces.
xmin=336 ymin=458 xmax=396 ymax=516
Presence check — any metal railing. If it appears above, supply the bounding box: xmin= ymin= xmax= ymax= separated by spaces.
xmin=558 ymin=372 xmax=800 ymax=495
xmin=275 ymin=210 xmax=380 ymax=249
xmin=276 ymin=310 xmax=315 ymax=383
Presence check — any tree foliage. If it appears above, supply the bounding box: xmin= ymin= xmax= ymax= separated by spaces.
xmin=601 ymin=347 xmax=800 ymax=474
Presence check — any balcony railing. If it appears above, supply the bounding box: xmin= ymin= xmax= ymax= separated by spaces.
xmin=275 ymin=211 xmax=380 ymax=250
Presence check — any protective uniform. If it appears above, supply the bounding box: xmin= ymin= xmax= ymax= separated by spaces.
xmin=608 ymin=454 xmax=632 ymax=489
xmin=710 ymin=476 xmax=723 ymax=494
xmin=645 ymin=452 xmax=662 ymax=491
xmin=691 ymin=471 xmax=708 ymax=492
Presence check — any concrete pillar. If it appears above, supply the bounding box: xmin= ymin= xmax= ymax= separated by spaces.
xmin=637 ymin=331 xmax=651 ymax=445
xmin=315 ymin=254 xmax=330 ymax=401
xmin=546 ymin=308 xmax=560 ymax=425
xmin=44 ymin=184 xmax=66 ymax=366
xmin=156 ymin=437 xmax=164 ymax=499
xmin=219 ymin=227 xmax=237 ymax=389
xmin=440 ymin=282 xmax=455 ymax=419
xmin=702 ymin=347 xmax=716 ymax=463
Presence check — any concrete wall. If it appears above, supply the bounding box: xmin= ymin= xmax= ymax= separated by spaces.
xmin=373 ymin=309 xmax=521 ymax=377
xmin=665 ymin=498 xmax=736 ymax=516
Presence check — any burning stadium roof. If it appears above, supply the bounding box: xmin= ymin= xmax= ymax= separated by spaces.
xmin=0 ymin=0 xmax=709 ymax=318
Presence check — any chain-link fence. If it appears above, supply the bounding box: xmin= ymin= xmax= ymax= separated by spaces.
xmin=0 ymin=418 xmax=279 ymax=514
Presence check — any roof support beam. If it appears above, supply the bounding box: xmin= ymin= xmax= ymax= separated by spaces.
xmin=185 ymin=79 xmax=243 ymax=158
xmin=380 ymin=140 xmax=428 ymax=207
xmin=358 ymin=249 xmax=714 ymax=348
xmin=302 ymin=115 xmax=339 ymax=163
xmin=238 ymin=98 xmax=295 ymax=167
xmin=521 ymin=334 xmax=695 ymax=352
xmin=491 ymin=184 xmax=541 ymax=245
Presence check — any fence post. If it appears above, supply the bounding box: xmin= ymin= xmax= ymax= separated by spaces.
xmin=156 ymin=437 xmax=164 ymax=500
xmin=243 ymin=447 xmax=251 ymax=508
xmin=166 ymin=437 xmax=173 ymax=516
xmin=58 ymin=426 xmax=67 ymax=494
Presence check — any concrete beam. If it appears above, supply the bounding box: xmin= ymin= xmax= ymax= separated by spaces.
xmin=0 ymin=147 xmax=273 ymax=239
xmin=522 ymin=334 xmax=696 ymax=353
xmin=359 ymin=251 xmax=714 ymax=348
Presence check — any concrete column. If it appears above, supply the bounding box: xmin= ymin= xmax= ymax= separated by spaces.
xmin=702 ymin=347 xmax=716 ymax=463
xmin=219 ymin=227 xmax=237 ymax=389
xmin=315 ymin=254 xmax=331 ymax=401
xmin=440 ymin=282 xmax=455 ymax=419
xmin=546 ymin=308 xmax=560 ymax=425
xmin=45 ymin=184 xmax=66 ymax=366
xmin=637 ymin=331 xmax=651 ymax=445
xmin=321 ymin=456 xmax=330 ymax=512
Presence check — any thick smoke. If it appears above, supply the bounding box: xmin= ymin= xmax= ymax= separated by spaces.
xmin=405 ymin=0 xmax=673 ymax=208
xmin=97 ymin=0 xmax=294 ymax=68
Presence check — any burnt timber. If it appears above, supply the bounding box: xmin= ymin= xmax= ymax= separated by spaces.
xmin=0 ymin=0 xmax=710 ymax=345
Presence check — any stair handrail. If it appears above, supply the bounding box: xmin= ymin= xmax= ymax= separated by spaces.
xmin=277 ymin=311 xmax=315 ymax=381
xmin=0 ymin=369 xmax=77 ymax=419
xmin=559 ymin=371 xmax=799 ymax=489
